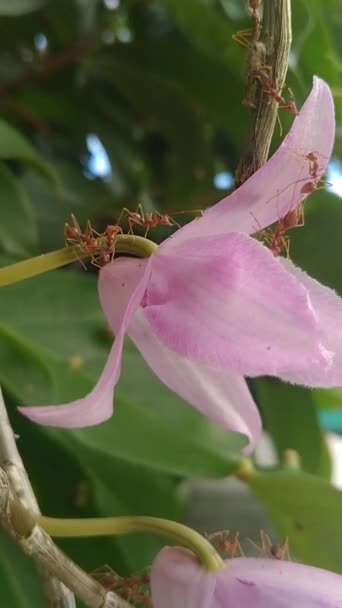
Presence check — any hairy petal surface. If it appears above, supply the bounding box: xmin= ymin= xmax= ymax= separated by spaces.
xmin=18 ymin=259 xmax=152 ymax=427
xmin=145 ymin=233 xmax=331 ymax=380
xmin=99 ymin=258 xmax=262 ymax=453
xmin=151 ymin=547 xmax=342 ymax=608
xmin=281 ymin=258 xmax=342 ymax=387
xmin=163 ymin=77 xmax=334 ymax=250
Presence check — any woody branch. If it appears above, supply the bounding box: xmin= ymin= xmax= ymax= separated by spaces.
xmin=235 ymin=0 xmax=292 ymax=186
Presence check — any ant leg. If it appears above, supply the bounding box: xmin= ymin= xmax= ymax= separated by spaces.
xmin=232 ymin=29 xmax=253 ymax=48
xmin=135 ymin=202 xmax=145 ymax=222
xmin=70 ymin=213 xmax=82 ymax=234
xmin=117 ymin=207 xmax=132 ymax=226
xmin=128 ymin=216 xmax=136 ymax=235
xmin=169 ymin=216 xmax=181 ymax=229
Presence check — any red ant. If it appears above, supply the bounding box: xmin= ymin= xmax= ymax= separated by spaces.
xmin=249 ymin=0 xmax=262 ymax=39
xmin=233 ymin=0 xmax=262 ymax=46
xmin=269 ymin=205 xmax=304 ymax=256
xmin=91 ymin=565 xmax=151 ymax=607
xmin=250 ymin=66 xmax=298 ymax=114
xmin=207 ymin=530 xmax=244 ymax=558
xmin=64 ymin=213 xmax=90 ymax=244
xmin=249 ymin=531 xmax=291 ymax=561
xmin=305 ymin=152 xmax=320 ymax=179
xmin=252 ymin=200 xmax=304 ymax=257
xmin=64 ymin=214 xmax=121 ymax=268
xmin=64 ymin=214 xmax=100 ymax=268
xmin=260 ymin=531 xmax=291 ymax=560
xmin=233 ymin=2 xmax=297 ymax=116
xmin=118 ymin=204 xmax=180 ymax=237
xmin=91 ymin=223 xmax=123 ymax=267
xmin=296 ymin=151 xmax=323 ymax=180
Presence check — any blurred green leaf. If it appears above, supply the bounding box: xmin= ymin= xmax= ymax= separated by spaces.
xmin=253 ymin=378 xmax=332 ymax=478
xmin=110 ymin=41 xmax=244 ymax=150
xmin=56 ymin=390 xmax=246 ymax=478
xmin=99 ymin=55 xmax=213 ymax=206
xmin=0 ymin=162 xmax=37 ymax=256
xmin=290 ymin=190 xmax=342 ymax=293
xmin=0 ymin=0 xmax=46 ymax=15
xmin=159 ymin=0 xmax=241 ymax=75
xmin=0 ymin=120 xmax=59 ymax=185
xmin=0 ymin=324 xmax=54 ymax=401
xmin=54 ymin=432 xmax=186 ymax=572
xmin=0 ymin=530 xmax=45 ymax=608
xmin=248 ymin=470 xmax=342 ymax=573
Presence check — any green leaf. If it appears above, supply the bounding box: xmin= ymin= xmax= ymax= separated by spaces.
xmin=291 ymin=1 xmax=341 ymax=111
xmin=111 ymin=41 xmax=244 ymax=150
xmin=53 ymin=430 xmax=187 ymax=571
xmin=0 ymin=324 xmax=54 ymax=401
xmin=0 ymin=266 xmax=103 ymax=379
xmin=21 ymin=161 xmax=117 ymax=253
xmin=99 ymin=55 xmax=213 ymax=206
xmin=0 ymin=162 xmax=37 ymax=256
xmin=248 ymin=470 xmax=342 ymax=573
xmin=252 ymin=378 xmax=331 ymax=478
xmin=159 ymin=0 xmax=242 ymax=76
xmin=55 ymin=390 xmax=246 ymax=478
xmin=0 ymin=0 xmax=46 ymax=14
xmin=0 ymin=120 xmax=59 ymax=186
xmin=290 ymin=190 xmax=342 ymax=294
xmin=0 ymin=530 xmax=45 ymax=608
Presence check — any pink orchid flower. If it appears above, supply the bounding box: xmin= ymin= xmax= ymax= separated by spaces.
xmin=20 ymin=77 xmax=338 ymax=453
xmin=150 ymin=546 xmax=342 ymax=607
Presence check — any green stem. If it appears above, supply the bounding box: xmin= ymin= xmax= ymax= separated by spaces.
xmin=37 ymin=515 xmax=225 ymax=572
xmin=0 ymin=236 xmax=158 ymax=287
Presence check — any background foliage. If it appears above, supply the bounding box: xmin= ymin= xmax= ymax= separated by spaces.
xmin=1 ymin=0 xmax=342 ymax=605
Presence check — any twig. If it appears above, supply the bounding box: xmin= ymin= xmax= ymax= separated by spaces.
xmin=235 ymin=0 xmax=292 ymax=186
xmin=0 ymin=467 xmax=132 ymax=608
xmin=0 ymin=387 xmax=75 ymax=607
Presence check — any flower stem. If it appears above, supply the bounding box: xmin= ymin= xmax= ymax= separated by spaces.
xmin=38 ymin=515 xmax=225 ymax=572
xmin=0 ymin=236 xmax=158 ymax=287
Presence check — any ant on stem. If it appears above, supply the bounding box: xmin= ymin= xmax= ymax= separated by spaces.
xmin=233 ymin=1 xmax=297 ymax=114
xmin=64 ymin=214 xmax=122 ymax=268
xmin=249 ymin=0 xmax=262 ymax=39
xmin=233 ymin=0 xmax=262 ymax=46
xmin=248 ymin=65 xmax=298 ymax=114
xmin=117 ymin=204 xmax=181 ymax=237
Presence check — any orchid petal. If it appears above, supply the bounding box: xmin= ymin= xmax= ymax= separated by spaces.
xmin=18 ymin=259 xmax=152 ymax=427
xmin=280 ymin=258 xmax=342 ymax=387
xmin=130 ymin=310 xmax=261 ymax=453
xmin=151 ymin=548 xmax=342 ymax=608
xmin=99 ymin=258 xmax=261 ymax=453
xmin=145 ymin=233 xmax=331 ymax=379
xmin=163 ymin=77 xmax=334 ymax=251
xmin=151 ymin=547 xmax=216 ymax=608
